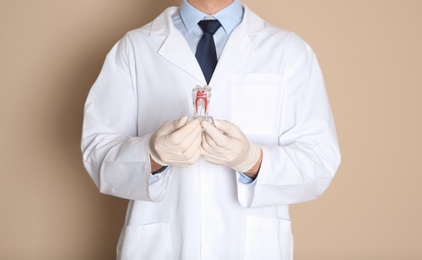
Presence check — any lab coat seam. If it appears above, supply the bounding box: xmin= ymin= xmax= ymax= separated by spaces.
xmin=124 ymin=35 xmax=138 ymax=100
xmin=311 ymin=144 xmax=340 ymax=176
xmin=278 ymin=73 xmax=288 ymax=138
xmin=107 ymin=53 xmax=132 ymax=88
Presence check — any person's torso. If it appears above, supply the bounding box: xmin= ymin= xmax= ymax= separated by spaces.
xmin=117 ymin=7 xmax=298 ymax=260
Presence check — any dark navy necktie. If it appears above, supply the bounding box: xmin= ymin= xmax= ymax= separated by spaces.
xmin=195 ymin=19 xmax=221 ymax=84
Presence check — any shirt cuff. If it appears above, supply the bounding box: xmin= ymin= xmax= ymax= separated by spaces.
xmin=238 ymin=171 xmax=257 ymax=184
xmin=150 ymin=167 xmax=169 ymax=185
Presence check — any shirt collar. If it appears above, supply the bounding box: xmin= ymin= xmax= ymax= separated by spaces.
xmin=180 ymin=0 xmax=244 ymax=34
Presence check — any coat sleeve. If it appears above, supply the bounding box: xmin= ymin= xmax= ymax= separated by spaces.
xmin=81 ymin=35 xmax=171 ymax=202
xmin=237 ymin=34 xmax=341 ymax=208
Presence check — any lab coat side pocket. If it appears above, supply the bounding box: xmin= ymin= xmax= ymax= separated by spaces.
xmin=245 ymin=217 xmax=293 ymax=260
xmin=231 ymin=74 xmax=284 ymax=138
xmin=120 ymin=222 xmax=173 ymax=260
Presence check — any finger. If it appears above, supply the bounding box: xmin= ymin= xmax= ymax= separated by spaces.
xmin=200 ymin=133 xmax=212 ymax=153
xmin=202 ymin=131 xmax=219 ymax=150
xmin=155 ymin=116 xmax=189 ymax=136
xmin=175 ymin=136 xmax=201 ymax=167
xmin=201 ymin=133 xmax=228 ymax=163
xmin=215 ymin=120 xmax=247 ymax=141
xmin=179 ymin=127 xmax=202 ymax=152
xmin=178 ymin=121 xmax=202 ymax=146
xmin=156 ymin=121 xmax=178 ymax=136
xmin=213 ymin=119 xmax=233 ymax=133
xmin=174 ymin=116 xmax=189 ymax=129
xmin=187 ymin=149 xmax=201 ymax=166
xmin=200 ymin=140 xmax=216 ymax=162
xmin=168 ymin=119 xmax=201 ymax=144
xmin=201 ymin=120 xmax=231 ymax=146
xmin=183 ymin=136 xmax=201 ymax=157
xmin=201 ymin=138 xmax=224 ymax=165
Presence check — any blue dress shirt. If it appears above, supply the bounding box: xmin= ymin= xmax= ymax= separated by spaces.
xmin=171 ymin=0 xmax=244 ymax=58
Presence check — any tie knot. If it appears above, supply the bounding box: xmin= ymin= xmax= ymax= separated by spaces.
xmin=198 ymin=19 xmax=221 ymax=35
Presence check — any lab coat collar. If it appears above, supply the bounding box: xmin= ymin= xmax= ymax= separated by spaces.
xmin=150 ymin=6 xmax=266 ymax=85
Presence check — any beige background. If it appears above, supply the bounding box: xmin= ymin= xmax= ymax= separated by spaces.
xmin=1 ymin=0 xmax=421 ymax=259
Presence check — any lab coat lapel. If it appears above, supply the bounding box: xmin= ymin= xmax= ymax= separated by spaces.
xmin=150 ymin=6 xmax=266 ymax=86
xmin=151 ymin=7 xmax=205 ymax=84
xmin=159 ymin=33 xmax=205 ymax=83
xmin=210 ymin=6 xmax=264 ymax=86
xmin=210 ymin=31 xmax=255 ymax=86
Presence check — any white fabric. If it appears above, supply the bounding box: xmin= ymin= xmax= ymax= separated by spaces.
xmin=81 ymin=6 xmax=341 ymax=260
xmin=201 ymin=119 xmax=261 ymax=173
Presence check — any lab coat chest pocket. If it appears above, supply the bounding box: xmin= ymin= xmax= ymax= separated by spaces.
xmin=245 ymin=217 xmax=293 ymax=260
xmin=120 ymin=222 xmax=173 ymax=260
xmin=231 ymin=74 xmax=284 ymax=138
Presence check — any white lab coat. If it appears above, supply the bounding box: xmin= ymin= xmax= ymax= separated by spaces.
xmin=82 ymin=5 xmax=340 ymax=260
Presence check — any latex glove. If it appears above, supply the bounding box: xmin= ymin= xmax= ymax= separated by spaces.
xmin=150 ymin=116 xmax=202 ymax=168
xmin=201 ymin=120 xmax=261 ymax=173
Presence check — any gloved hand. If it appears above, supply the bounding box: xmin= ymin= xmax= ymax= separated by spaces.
xmin=201 ymin=120 xmax=262 ymax=173
xmin=150 ymin=116 xmax=202 ymax=168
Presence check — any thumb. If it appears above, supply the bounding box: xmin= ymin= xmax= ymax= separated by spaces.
xmin=173 ymin=116 xmax=189 ymax=129
xmin=202 ymin=120 xmax=231 ymax=146
xmin=155 ymin=116 xmax=189 ymax=136
xmin=214 ymin=120 xmax=246 ymax=139
xmin=214 ymin=120 xmax=236 ymax=134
